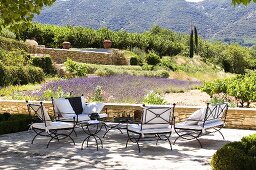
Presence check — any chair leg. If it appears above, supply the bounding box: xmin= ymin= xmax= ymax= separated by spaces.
xmin=195 ymin=138 xmax=203 ymax=148
xmin=103 ymin=128 xmax=111 ymax=138
xmin=103 ymin=124 xmax=123 ymax=138
xmin=126 ymin=130 xmax=141 ymax=152
xmin=173 ymin=135 xmax=181 ymax=145
xmin=166 ymin=135 xmax=172 ymax=150
xmin=174 ymin=130 xmax=202 ymax=148
xmin=81 ymin=136 xmax=90 ymax=150
xmin=31 ymin=129 xmax=44 ymax=144
xmin=73 ymin=129 xmax=78 ymax=137
xmin=46 ymin=136 xmax=55 ymax=148
xmin=214 ymin=127 xmax=225 ymax=140
xmin=136 ymin=135 xmax=141 ymax=153
xmin=31 ymin=134 xmax=39 ymax=144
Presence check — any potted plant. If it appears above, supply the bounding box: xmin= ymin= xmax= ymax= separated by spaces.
xmin=62 ymin=41 xmax=71 ymax=49
xmin=103 ymin=40 xmax=112 ymax=49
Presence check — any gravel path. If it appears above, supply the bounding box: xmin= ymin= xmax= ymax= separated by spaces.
xmin=165 ymin=90 xmax=211 ymax=106
xmin=0 ymin=128 xmax=255 ymax=170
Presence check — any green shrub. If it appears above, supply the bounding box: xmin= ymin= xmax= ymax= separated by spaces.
xmin=142 ymin=64 xmax=154 ymax=71
xmin=0 ymin=114 xmax=32 ymax=135
xmin=95 ymin=68 xmax=115 ymax=76
xmin=130 ymin=56 xmax=139 ymax=65
xmin=91 ymin=86 xmax=104 ymax=102
xmin=143 ymin=91 xmax=168 ymax=105
xmin=155 ymin=70 xmax=169 ymax=78
xmin=43 ymin=86 xmax=70 ymax=100
xmin=0 ymin=36 xmax=30 ymax=52
xmin=31 ymin=56 xmax=57 ymax=75
xmin=145 ymin=51 xmax=161 ymax=65
xmin=0 ymin=49 xmax=30 ymax=66
xmin=211 ymin=134 xmax=256 ymax=170
xmin=64 ymin=58 xmax=88 ymax=77
xmin=0 ymin=28 xmax=16 ymax=39
xmin=0 ymin=62 xmax=44 ymax=86
xmin=160 ymin=57 xmax=175 ymax=71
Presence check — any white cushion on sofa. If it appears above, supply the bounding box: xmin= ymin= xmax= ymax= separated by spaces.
xmin=184 ymin=107 xmax=206 ymax=125
xmin=82 ymin=102 xmax=105 ymax=114
xmin=54 ymin=98 xmax=75 ymax=114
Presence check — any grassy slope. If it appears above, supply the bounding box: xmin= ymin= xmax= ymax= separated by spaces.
xmin=170 ymin=55 xmax=233 ymax=81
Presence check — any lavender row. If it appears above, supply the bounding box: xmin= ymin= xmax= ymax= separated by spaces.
xmin=27 ymin=75 xmax=201 ymax=103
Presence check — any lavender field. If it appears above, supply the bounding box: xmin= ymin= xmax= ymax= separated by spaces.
xmin=28 ymin=75 xmax=201 ymax=103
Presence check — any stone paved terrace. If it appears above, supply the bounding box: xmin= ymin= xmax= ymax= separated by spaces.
xmin=0 ymin=128 xmax=255 ymax=170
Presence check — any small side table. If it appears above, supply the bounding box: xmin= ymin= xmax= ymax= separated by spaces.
xmin=81 ymin=120 xmax=104 ymax=150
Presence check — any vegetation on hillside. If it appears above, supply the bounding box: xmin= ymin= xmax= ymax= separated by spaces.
xmin=33 ymin=0 xmax=256 ymax=45
xmin=201 ymin=71 xmax=256 ymax=107
xmin=17 ymin=23 xmax=256 ymax=75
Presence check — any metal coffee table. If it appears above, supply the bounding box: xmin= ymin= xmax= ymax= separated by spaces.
xmin=81 ymin=120 xmax=104 ymax=150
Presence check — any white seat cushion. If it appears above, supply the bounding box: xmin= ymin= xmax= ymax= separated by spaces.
xmin=78 ymin=114 xmax=90 ymax=121
xmin=128 ymin=124 xmax=172 ymax=134
xmin=31 ymin=122 xmax=74 ymax=130
xmin=59 ymin=114 xmax=90 ymax=122
xmin=105 ymin=122 xmax=127 ymax=128
xmin=175 ymin=119 xmax=224 ymax=131
xmin=200 ymin=119 xmax=224 ymax=129
xmin=175 ymin=122 xmax=203 ymax=130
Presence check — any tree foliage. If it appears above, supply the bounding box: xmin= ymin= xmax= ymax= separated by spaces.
xmin=189 ymin=28 xmax=194 ymax=58
xmin=0 ymin=0 xmax=55 ymax=29
xmin=201 ymin=72 xmax=256 ymax=107
xmin=232 ymin=0 xmax=256 ymax=5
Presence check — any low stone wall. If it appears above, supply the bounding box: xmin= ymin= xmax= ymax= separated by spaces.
xmin=33 ymin=48 xmax=128 ymax=65
xmin=1 ymin=100 xmax=256 ymax=130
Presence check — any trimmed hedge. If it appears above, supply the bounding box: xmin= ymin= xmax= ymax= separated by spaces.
xmin=211 ymin=134 xmax=256 ymax=170
xmin=31 ymin=56 xmax=57 ymax=75
xmin=0 ymin=62 xmax=45 ymax=86
xmin=0 ymin=113 xmax=32 ymax=135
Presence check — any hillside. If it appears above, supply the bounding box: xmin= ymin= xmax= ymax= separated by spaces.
xmin=34 ymin=0 xmax=256 ymax=45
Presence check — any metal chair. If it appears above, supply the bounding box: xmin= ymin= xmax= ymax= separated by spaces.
xmin=174 ymin=103 xmax=228 ymax=148
xmin=27 ymin=101 xmax=75 ymax=148
xmin=126 ymin=104 xmax=175 ymax=152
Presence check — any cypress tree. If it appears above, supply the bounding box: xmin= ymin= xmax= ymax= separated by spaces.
xmin=194 ymin=26 xmax=198 ymax=54
xmin=189 ymin=28 xmax=194 ymax=58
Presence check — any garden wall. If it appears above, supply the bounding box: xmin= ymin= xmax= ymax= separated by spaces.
xmin=1 ymin=100 xmax=255 ymax=130
xmin=33 ymin=48 xmax=128 ymax=65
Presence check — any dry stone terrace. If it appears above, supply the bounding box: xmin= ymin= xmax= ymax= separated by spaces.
xmin=0 ymin=128 xmax=255 ymax=169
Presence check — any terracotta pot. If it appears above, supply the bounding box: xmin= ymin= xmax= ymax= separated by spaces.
xmin=62 ymin=41 xmax=71 ymax=49
xmin=103 ymin=40 xmax=112 ymax=49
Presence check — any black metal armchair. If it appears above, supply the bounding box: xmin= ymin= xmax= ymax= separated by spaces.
xmin=126 ymin=104 xmax=175 ymax=152
xmin=26 ymin=101 xmax=76 ymax=148
xmin=173 ymin=103 xmax=228 ymax=148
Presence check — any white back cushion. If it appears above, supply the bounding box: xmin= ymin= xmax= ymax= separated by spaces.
xmin=142 ymin=107 xmax=172 ymax=124
xmin=82 ymin=102 xmax=105 ymax=114
xmin=30 ymin=104 xmax=51 ymax=125
xmin=185 ymin=107 xmax=206 ymax=125
xmin=54 ymin=98 xmax=75 ymax=114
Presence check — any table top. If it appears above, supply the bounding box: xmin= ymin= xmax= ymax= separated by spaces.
xmin=80 ymin=120 xmax=102 ymax=125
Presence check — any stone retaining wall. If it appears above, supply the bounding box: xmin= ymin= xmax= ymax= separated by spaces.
xmin=1 ymin=100 xmax=255 ymax=130
xmin=33 ymin=48 xmax=128 ymax=65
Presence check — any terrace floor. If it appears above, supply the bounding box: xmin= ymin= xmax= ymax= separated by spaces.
xmin=0 ymin=128 xmax=255 ymax=170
